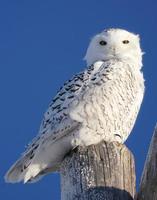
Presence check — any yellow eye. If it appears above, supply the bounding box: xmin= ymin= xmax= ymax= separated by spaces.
xmin=122 ymin=40 xmax=129 ymax=44
xmin=99 ymin=40 xmax=107 ymax=46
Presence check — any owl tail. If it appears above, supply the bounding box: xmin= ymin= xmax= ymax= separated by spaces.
xmin=5 ymin=156 xmax=30 ymax=183
xmin=5 ymin=156 xmax=58 ymax=183
xmin=5 ymin=143 xmax=42 ymax=183
xmin=5 ymin=151 xmax=58 ymax=183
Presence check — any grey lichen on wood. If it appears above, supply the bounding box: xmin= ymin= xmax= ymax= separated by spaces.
xmin=60 ymin=141 xmax=135 ymax=200
xmin=137 ymin=124 xmax=157 ymax=200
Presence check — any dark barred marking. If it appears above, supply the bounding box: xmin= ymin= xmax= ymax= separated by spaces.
xmin=114 ymin=134 xmax=122 ymax=138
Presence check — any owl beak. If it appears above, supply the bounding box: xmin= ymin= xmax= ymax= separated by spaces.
xmin=110 ymin=45 xmax=116 ymax=52
xmin=110 ymin=45 xmax=118 ymax=56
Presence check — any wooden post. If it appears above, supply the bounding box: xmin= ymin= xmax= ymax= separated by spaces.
xmin=60 ymin=141 xmax=135 ymax=200
xmin=137 ymin=124 xmax=157 ymax=200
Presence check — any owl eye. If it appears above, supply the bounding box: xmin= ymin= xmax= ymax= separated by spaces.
xmin=122 ymin=40 xmax=129 ymax=44
xmin=99 ymin=40 xmax=107 ymax=46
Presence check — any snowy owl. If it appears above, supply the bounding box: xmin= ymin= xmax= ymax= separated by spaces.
xmin=5 ymin=28 xmax=144 ymax=183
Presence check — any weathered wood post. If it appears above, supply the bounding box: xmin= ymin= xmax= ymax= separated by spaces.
xmin=60 ymin=141 xmax=135 ymax=200
xmin=137 ymin=124 xmax=157 ymax=200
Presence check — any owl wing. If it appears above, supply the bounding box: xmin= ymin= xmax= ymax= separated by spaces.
xmin=5 ymin=62 xmax=107 ymax=183
xmin=24 ymin=64 xmax=96 ymax=155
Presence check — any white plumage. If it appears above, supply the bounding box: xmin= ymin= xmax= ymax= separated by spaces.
xmin=5 ymin=28 xmax=145 ymax=183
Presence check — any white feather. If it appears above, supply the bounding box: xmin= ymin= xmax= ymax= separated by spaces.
xmin=5 ymin=28 xmax=145 ymax=183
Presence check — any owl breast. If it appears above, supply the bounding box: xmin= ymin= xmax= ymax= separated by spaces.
xmin=70 ymin=60 xmax=144 ymax=145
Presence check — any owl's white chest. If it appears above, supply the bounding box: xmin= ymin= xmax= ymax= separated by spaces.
xmin=70 ymin=60 xmax=144 ymax=145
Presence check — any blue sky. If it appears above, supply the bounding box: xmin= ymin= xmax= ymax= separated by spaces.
xmin=1 ymin=0 xmax=157 ymax=199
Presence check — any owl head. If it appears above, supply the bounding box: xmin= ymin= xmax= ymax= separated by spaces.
xmin=84 ymin=28 xmax=143 ymax=68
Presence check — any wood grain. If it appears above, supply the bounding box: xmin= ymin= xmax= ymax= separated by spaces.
xmin=137 ymin=125 xmax=157 ymax=200
xmin=60 ymin=141 xmax=135 ymax=200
